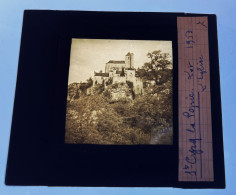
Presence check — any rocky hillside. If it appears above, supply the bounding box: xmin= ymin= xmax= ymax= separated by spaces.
xmin=67 ymin=81 xmax=93 ymax=102
xmin=65 ymin=81 xmax=173 ymax=145
xmin=103 ymin=82 xmax=134 ymax=102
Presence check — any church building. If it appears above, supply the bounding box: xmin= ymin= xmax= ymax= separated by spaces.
xmin=93 ymin=52 xmax=143 ymax=95
xmin=105 ymin=52 xmax=134 ymax=73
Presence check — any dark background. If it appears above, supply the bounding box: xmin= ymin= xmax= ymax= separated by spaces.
xmin=5 ymin=10 xmax=225 ymax=188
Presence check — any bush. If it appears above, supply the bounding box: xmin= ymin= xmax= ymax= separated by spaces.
xmin=103 ymin=89 xmax=111 ymax=99
xmin=65 ymin=72 xmax=173 ymax=145
xmin=94 ymin=83 xmax=105 ymax=94
xmin=111 ymin=83 xmax=119 ymax=89
xmin=106 ymin=77 xmax=113 ymax=86
xmin=126 ymin=81 xmax=133 ymax=89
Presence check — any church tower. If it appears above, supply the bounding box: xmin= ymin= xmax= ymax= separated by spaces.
xmin=125 ymin=52 xmax=134 ymax=69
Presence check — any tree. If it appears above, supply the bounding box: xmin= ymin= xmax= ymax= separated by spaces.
xmin=135 ymin=50 xmax=173 ymax=134
xmin=86 ymin=77 xmax=93 ymax=88
xmin=137 ymin=50 xmax=172 ymax=85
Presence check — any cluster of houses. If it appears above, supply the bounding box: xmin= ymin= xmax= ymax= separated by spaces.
xmin=92 ymin=52 xmax=144 ymax=95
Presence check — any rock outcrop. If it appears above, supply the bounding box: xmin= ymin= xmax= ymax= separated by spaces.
xmin=104 ymin=82 xmax=134 ymax=102
xmin=67 ymin=83 xmax=90 ymax=102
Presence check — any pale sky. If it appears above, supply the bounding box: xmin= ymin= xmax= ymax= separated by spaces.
xmin=68 ymin=39 xmax=172 ymax=84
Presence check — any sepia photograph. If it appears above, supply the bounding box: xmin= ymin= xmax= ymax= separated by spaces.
xmin=65 ymin=39 xmax=173 ymax=145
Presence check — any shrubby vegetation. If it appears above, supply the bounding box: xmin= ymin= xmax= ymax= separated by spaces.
xmin=65 ymin=50 xmax=173 ymax=145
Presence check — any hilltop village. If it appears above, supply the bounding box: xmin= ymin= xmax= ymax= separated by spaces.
xmin=92 ymin=52 xmax=144 ymax=95
xmin=66 ymin=50 xmax=173 ymax=145
xmin=67 ymin=52 xmax=161 ymax=102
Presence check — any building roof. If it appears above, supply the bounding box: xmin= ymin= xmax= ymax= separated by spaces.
xmin=94 ymin=72 xmax=109 ymax=77
xmin=126 ymin=52 xmax=133 ymax=56
xmin=107 ymin=60 xmax=125 ymax=64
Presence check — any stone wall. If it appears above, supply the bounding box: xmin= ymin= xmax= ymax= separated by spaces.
xmin=112 ymin=76 xmax=126 ymax=84
xmin=93 ymin=76 xmax=109 ymax=86
xmin=93 ymin=76 xmax=103 ymax=85
xmin=126 ymin=69 xmax=136 ymax=81
xmin=133 ymin=77 xmax=144 ymax=95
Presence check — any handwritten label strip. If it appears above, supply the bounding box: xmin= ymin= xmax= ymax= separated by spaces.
xmin=177 ymin=17 xmax=214 ymax=182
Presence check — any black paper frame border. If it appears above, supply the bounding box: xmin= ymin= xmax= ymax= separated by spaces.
xmin=5 ymin=10 xmax=225 ymax=188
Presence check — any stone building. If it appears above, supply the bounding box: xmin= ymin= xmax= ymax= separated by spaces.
xmin=93 ymin=52 xmax=143 ymax=95
xmin=105 ymin=52 xmax=134 ymax=73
